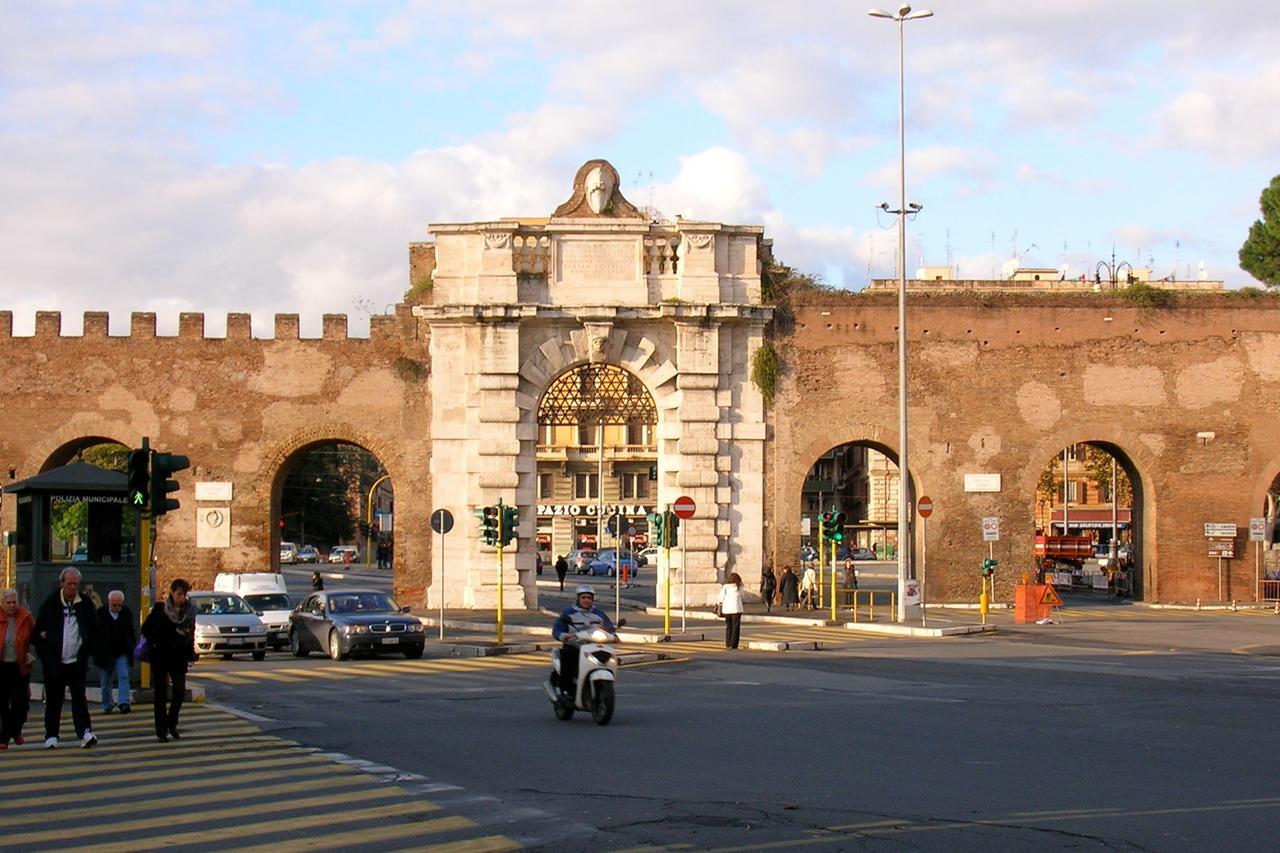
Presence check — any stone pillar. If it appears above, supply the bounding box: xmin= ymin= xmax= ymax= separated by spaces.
xmin=672 ymin=320 xmax=723 ymax=605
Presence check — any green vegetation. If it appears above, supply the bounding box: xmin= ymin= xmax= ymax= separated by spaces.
xmin=1119 ymin=282 xmax=1175 ymax=309
xmin=1240 ymin=174 xmax=1280 ymax=287
xmin=393 ymin=356 xmax=426 ymax=383
xmin=750 ymin=341 xmax=780 ymax=407
xmin=404 ymin=273 xmax=433 ymax=304
xmin=50 ymin=443 xmax=132 ymax=546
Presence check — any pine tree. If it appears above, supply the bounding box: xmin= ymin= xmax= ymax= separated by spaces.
xmin=1240 ymin=174 xmax=1280 ymax=287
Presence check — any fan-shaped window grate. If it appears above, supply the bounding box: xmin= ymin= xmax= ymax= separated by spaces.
xmin=537 ymin=364 xmax=656 ymax=427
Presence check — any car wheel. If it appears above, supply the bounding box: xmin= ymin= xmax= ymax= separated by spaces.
xmin=290 ymin=629 xmax=309 ymax=658
xmin=591 ymin=681 xmax=615 ymax=726
xmin=328 ymin=630 xmax=348 ymax=661
xmin=251 ymin=650 xmax=266 ymax=661
xmin=403 ymin=645 xmax=424 ymax=660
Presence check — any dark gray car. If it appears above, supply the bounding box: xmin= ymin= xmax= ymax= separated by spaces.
xmin=288 ymin=589 xmax=426 ymax=661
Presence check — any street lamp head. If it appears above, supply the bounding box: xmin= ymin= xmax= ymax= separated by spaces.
xmin=898 ymin=2 xmax=912 ymax=14
xmin=868 ymin=8 xmax=896 ymax=18
xmin=905 ymin=9 xmax=933 ymax=19
xmin=908 ymin=202 xmax=923 ymax=211
xmin=877 ymin=202 xmax=891 ymax=211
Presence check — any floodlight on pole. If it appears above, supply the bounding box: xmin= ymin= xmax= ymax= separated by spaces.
xmin=869 ymin=2 xmax=932 ymax=623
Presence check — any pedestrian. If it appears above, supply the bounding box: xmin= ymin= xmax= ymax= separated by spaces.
xmin=0 ymin=588 xmax=36 ymax=749
xmin=554 ymin=555 xmax=569 ymax=591
xmin=94 ymin=590 xmax=135 ymax=715
xmin=311 ymin=570 xmax=324 ymax=591
xmin=779 ymin=566 xmax=799 ymax=611
xmin=33 ymin=567 xmax=98 ymax=748
xmin=800 ymin=563 xmax=818 ymax=610
xmin=843 ymin=557 xmax=858 ymax=606
xmin=760 ymin=568 xmax=776 ymax=613
xmin=717 ymin=572 xmax=745 ymax=649
xmin=142 ymin=578 xmax=196 ymax=743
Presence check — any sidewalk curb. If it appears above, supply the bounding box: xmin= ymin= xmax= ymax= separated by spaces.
xmin=845 ymin=622 xmax=996 ymax=638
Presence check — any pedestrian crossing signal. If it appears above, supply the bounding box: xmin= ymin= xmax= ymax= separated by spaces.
xmin=647 ymin=511 xmax=665 ymax=547
xmin=474 ymin=505 xmax=499 ymax=546
xmin=500 ymin=505 xmax=519 ymax=546
xmin=126 ymin=449 xmax=149 ymax=509
xmin=981 ymin=558 xmax=998 ymax=577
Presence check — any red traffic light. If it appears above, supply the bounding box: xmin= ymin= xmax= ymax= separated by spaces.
xmin=278 ymin=520 xmax=285 ymax=529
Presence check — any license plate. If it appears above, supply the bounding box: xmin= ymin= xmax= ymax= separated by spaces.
xmin=380 ymin=637 xmax=398 ymax=645
xmin=226 ymin=638 xmax=244 ymax=645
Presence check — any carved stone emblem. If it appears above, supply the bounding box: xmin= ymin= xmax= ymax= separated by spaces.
xmin=552 ymin=159 xmax=642 ymax=220
xmin=583 ymin=322 xmax=613 ymax=363
xmin=484 ymin=232 xmax=511 ymax=251
xmin=686 ymin=233 xmax=713 ymax=250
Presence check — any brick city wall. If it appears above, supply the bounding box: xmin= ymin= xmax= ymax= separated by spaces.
xmin=771 ymin=293 xmax=1280 ymax=603
xmin=0 ymin=306 xmax=434 ymax=605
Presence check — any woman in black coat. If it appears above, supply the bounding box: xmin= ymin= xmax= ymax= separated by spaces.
xmin=760 ymin=568 xmax=777 ymax=613
xmin=779 ymin=566 xmax=800 ymax=612
xmin=141 ymin=578 xmax=196 ymax=743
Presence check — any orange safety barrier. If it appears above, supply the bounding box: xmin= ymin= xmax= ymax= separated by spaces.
xmin=1015 ymin=582 xmax=1062 ymax=623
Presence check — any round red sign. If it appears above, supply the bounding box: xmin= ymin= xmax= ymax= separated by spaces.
xmin=673 ymin=495 xmax=697 ymax=520
xmin=917 ymin=496 xmax=934 ymax=518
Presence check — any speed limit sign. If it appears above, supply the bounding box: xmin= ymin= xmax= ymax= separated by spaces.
xmin=981 ymin=516 xmax=1000 ymax=542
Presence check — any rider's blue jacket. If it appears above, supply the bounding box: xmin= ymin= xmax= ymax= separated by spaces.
xmin=553 ymin=604 xmax=616 ymax=640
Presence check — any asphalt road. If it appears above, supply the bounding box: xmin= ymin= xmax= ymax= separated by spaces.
xmin=196 ymin=611 xmax=1280 ymax=851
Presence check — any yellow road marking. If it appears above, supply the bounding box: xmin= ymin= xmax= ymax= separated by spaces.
xmin=272 ymin=667 xmax=353 ymax=679
xmin=2 ymin=778 xmax=409 ymax=840
xmin=17 ymin=753 xmax=327 ymax=793
xmin=234 ymin=670 xmax=304 ymax=682
xmin=3 ymin=736 xmax=285 ymax=765
xmin=188 ymin=671 xmax=254 ymax=684
xmin=0 ymin=739 xmax=297 ymax=780
xmin=0 ymin=761 xmax=345 ymax=810
xmin=40 ymin=804 xmax=465 ymax=853
xmin=0 ymin=774 xmax=379 ymax=829
xmin=393 ymin=835 xmax=523 ymax=853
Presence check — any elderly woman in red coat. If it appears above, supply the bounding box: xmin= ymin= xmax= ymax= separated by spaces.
xmin=0 ymin=588 xmax=36 ymax=748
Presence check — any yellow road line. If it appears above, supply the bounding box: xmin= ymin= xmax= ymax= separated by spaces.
xmin=3 ymin=736 xmax=284 ymax=765
xmin=393 ymin=835 xmax=523 ymax=853
xmin=272 ymin=667 xmax=353 ymax=679
xmin=18 ymin=753 xmax=327 ymax=794
xmin=41 ymin=803 xmax=464 ymax=853
xmin=0 ymin=774 xmax=364 ymax=828
xmin=0 ymin=761 xmax=344 ymax=810
xmin=188 ymin=671 xmax=254 ymax=684
xmin=233 ymin=670 xmax=304 ymax=683
xmin=12 ymin=785 xmax=415 ymax=845
xmin=0 ymin=740 xmax=299 ymax=779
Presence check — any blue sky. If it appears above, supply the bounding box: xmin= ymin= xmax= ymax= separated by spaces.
xmin=2 ymin=0 xmax=1278 ymax=335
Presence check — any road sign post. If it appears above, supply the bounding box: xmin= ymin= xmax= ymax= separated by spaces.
xmin=673 ymin=496 xmax=696 ymax=634
xmin=918 ymin=495 xmax=933 ymax=626
xmin=431 ymin=508 xmax=454 ymax=641
xmin=1251 ymin=517 xmax=1265 ymax=602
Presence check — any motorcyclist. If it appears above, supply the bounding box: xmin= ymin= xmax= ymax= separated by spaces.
xmin=552 ymin=585 xmax=616 ymax=698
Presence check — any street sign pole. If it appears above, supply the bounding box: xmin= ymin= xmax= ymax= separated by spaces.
xmin=431 ymin=508 xmax=454 ymax=641
xmin=496 ymin=498 xmax=504 ymax=645
xmin=681 ymin=535 xmax=687 ymax=634
xmin=920 ymin=515 xmax=927 ymax=627
xmin=663 ymin=503 xmax=671 ymax=636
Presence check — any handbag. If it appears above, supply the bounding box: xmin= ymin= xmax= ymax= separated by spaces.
xmin=712 ymin=603 xmax=723 ymax=617
xmin=133 ymin=635 xmax=151 ymax=663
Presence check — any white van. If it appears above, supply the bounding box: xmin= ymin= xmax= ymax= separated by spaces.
xmin=214 ymin=573 xmax=293 ymax=649
xmin=280 ymin=542 xmax=298 ymax=564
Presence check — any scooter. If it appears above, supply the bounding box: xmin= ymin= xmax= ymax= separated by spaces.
xmin=543 ymin=621 xmax=624 ymax=726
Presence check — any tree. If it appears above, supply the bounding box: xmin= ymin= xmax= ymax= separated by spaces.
xmin=1240 ymin=174 xmax=1280 ymax=287
xmin=50 ymin=442 xmax=134 ymax=546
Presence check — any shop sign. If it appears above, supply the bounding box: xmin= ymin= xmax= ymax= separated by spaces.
xmin=537 ymin=503 xmax=651 ymax=517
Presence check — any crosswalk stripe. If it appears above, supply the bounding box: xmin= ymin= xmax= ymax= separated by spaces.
xmin=0 ymin=739 xmax=298 ymax=780
xmin=221 ymin=815 xmax=480 ymax=853
xmin=7 ymin=736 xmax=285 ymax=765
xmin=272 ymin=667 xmax=352 ymax=679
xmin=393 ymin=835 xmax=523 ymax=853
xmin=40 ymin=803 xmax=467 ymax=853
xmin=17 ymin=752 xmax=327 ymax=794
xmin=190 ymin=671 xmax=255 ymax=684
xmin=236 ymin=669 xmax=304 ymax=682
xmin=10 ymin=783 xmax=411 ymax=843
xmin=0 ymin=761 xmax=344 ymax=810
xmin=0 ymin=773 xmax=357 ymax=824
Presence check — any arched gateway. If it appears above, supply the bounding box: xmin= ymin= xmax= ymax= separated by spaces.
xmin=419 ymin=160 xmax=772 ymax=609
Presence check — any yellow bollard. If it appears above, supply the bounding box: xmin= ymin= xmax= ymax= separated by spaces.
xmin=979 ymin=578 xmax=989 ymax=626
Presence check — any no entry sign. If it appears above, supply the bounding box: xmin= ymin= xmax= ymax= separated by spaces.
xmin=673 ymin=495 xmax=697 ymax=520
xmin=917 ymin=496 xmax=934 ymax=518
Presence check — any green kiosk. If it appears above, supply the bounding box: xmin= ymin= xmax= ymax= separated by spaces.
xmin=3 ymin=460 xmax=143 ymax=683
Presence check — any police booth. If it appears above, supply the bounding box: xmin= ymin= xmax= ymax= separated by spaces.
xmin=3 ymin=460 xmax=143 ymax=683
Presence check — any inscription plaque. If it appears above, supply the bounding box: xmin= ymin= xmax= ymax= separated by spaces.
xmin=557 ymin=240 xmax=636 ymax=283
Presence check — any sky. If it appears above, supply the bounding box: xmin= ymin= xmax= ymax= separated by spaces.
xmin=2 ymin=0 xmax=1278 ymax=336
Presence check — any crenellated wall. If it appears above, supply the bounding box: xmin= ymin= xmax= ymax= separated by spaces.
xmin=0 ymin=305 xmax=433 ymax=604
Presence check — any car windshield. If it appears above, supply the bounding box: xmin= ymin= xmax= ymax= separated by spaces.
xmin=192 ymin=595 xmax=254 ymax=615
xmin=244 ymin=593 xmax=291 ymax=612
xmin=327 ymin=592 xmax=398 ymax=614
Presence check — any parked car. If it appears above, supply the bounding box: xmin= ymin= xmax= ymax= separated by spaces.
xmin=637 ymin=547 xmax=658 ymax=567
xmin=213 ymin=573 xmax=292 ymax=649
xmin=189 ymin=592 xmax=268 ymax=660
xmin=328 ymin=545 xmax=360 ymax=564
xmin=568 ymin=549 xmax=597 ymax=574
xmin=587 ymin=549 xmax=637 ymax=578
xmin=289 ymin=589 xmax=425 ymax=660
xmin=296 ymin=545 xmax=320 ymax=564
xmin=280 ymin=542 xmax=298 ymax=564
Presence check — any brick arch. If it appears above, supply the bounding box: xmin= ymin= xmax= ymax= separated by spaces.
xmin=516 ymin=325 xmax=679 ymax=409
xmin=257 ymin=423 xmax=406 ymax=570
xmin=24 ymin=419 xmax=144 ymax=475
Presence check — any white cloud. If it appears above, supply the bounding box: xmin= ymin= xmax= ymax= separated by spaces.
xmin=1156 ymin=61 xmax=1280 ymax=160
xmin=866 ymin=146 xmax=991 ymax=193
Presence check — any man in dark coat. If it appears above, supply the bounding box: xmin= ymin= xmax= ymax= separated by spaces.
xmin=94 ymin=590 xmax=136 ymax=714
xmin=554 ymin=555 xmax=569 ymax=591
xmin=33 ymin=567 xmax=98 ymax=748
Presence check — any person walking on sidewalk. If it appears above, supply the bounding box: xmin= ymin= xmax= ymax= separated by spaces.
xmin=779 ymin=566 xmax=800 ymax=612
xmin=311 ymin=571 xmax=324 ymax=591
xmin=0 ymin=589 xmax=35 ymax=749
xmin=142 ymin=578 xmax=196 ymax=743
xmin=94 ymin=590 xmax=135 ymax=715
xmin=717 ymin=573 xmax=745 ymax=649
xmin=760 ymin=568 xmax=776 ymax=614
xmin=33 ymin=567 xmax=97 ymax=748
xmin=800 ymin=563 xmax=818 ymax=610
xmin=554 ymin=555 xmax=569 ymax=591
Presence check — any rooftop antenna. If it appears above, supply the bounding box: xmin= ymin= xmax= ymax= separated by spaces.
xmin=990 ymin=231 xmax=997 ymax=278
xmin=865 ymin=234 xmax=874 ymax=281
xmin=945 ymin=228 xmax=954 ymax=276
xmin=1174 ymin=240 xmax=1181 ymax=281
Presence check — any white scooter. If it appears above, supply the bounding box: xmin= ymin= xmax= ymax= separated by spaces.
xmin=544 ymin=621 xmax=624 ymax=726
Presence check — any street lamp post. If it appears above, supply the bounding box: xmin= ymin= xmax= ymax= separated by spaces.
xmin=870 ymin=3 xmax=932 ymax=622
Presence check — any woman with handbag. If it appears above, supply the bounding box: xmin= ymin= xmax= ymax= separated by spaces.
xmin=717 ymin=573 xmax=745 ymax=650
xmin=141 ymin=578 xmax=196 ymax=743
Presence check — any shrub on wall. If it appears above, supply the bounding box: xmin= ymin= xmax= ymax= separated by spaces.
xmin=751 ymin=341 xmax=780 ymax=407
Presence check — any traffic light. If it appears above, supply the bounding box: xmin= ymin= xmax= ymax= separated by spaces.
xmin=126 ymin=449 xmax=149 ymax=510
xmin=648 ymin=464 xmax=657 ymax=481
xmin=981 ymin=558 xmax=998 ymax=577
xmin=149 ymin=451 xmax=190 ymax=516
xmin=831 ymin=511 xmax=846 ymax=543
xmin=646 ymin=511 xmax=665 ymax=548
xmin=665 ymin=511 xmax=680 ymax=548
xmin=358 ymin=520 xmax=371 ymax=537
xmin=820 ymin=510 xmax=837 ymax=541
xmin=500 ymin=504 xmax=519 ymax=546
xmin=474 ymin=505 xmax=498 ymax=546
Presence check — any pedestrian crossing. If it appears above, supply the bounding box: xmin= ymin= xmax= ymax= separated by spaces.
xmin=190 ymin=654 xmax=551 ymax=685
xmin=0 ymin=705 xmax=521 ymax=853
xmin=1051 ymin=605 xmax=1280 ymax=620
